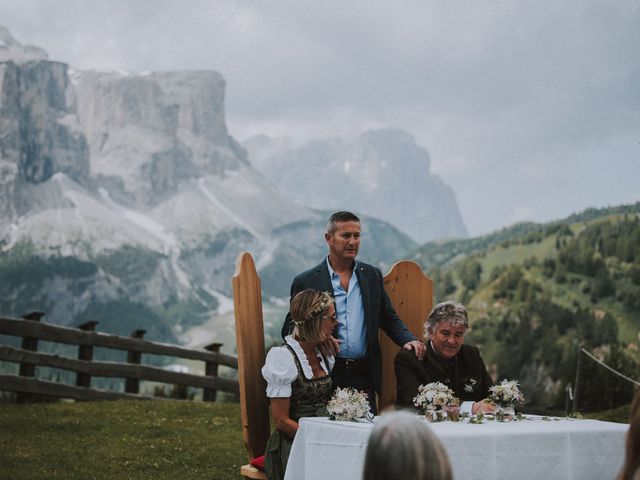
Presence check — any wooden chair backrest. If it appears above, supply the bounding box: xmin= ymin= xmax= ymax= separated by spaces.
xmin=232 ymin=252 xmax=270 ymax=462
xmin=379 ymin=260 xmax=433 ymax=411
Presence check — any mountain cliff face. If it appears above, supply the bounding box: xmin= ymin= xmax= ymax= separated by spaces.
xmin=245 ymin=129 xmax=469 ymax=244
xmin=74 ymin=69 xmax=248 ymax=207
xmin=0 ymin=59 xmax=89 ymax=223
xmin=0 ymin=26 xmax=417 ymax=348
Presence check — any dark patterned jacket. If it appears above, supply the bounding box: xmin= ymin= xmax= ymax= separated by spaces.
xmin=395 ymin=341 xmax=493 ymax=409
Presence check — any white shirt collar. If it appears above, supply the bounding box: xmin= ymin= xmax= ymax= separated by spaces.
xmin=284 ymin=335 xmax=332 ymax=378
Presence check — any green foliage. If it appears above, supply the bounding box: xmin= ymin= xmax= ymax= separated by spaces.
xmin=457 ymin=258 xmax=482 ymax=291
xmin=415 ymin=203 xmax=640 ymax=412
xmin=557 ymin=217 xmax=640 ymax=307
xmin=94 ymin=245 xmax=163 ymax=282
xmin=0 ymin=243 xmax=99 ymax=315
xmin=411 ymin=221 xmax=543 ymax=269
xmin=0 ymin=400 xmax=247 ymax=480
xmin=413 ymin=203 xmax=640 ymax=271
xmin=562 ymin=202 xmax=640 ymax=225
xmin=0 ymin=243 xmax=208 ymax=347
xmin=617 ymin=278 xmax=640 ymax=310
xmin=0 ymin=242 xmax=98 ymax=288
xmin=431 ymin=266 xmax=457 ymax=301
xmin=586 ymin=402 xmax=630 ymax=423
xmin=577 ymin=345 xmax=638 ymax=412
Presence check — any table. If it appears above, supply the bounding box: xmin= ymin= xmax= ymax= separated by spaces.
xmin=284 ymin=416 xmax=627 ymax=480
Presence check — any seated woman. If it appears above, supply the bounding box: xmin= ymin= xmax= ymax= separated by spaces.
xmin=395 ymin=301 xmax=495 ymax=415
xmin=261 ymin=289 xmax=338 ymax=480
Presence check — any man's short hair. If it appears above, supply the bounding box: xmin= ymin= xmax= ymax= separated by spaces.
xmin=426 ymin=301 xmax=469 ymax=333
xmin=326 ymin=211 xmax=360 ymax=234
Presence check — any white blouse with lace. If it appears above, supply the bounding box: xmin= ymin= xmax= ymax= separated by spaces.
xmin=261 ymin=335 xmax=335 ymax=398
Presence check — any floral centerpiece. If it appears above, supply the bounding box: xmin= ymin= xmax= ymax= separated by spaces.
xmin=488 ymin=379 xmax=525 ymax=421
xmin=413 ymin=382 xmax=457 ymax=422
xmin=327 ymin=387 xmax=373 ymax=422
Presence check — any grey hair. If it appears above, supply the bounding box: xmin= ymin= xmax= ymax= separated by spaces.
xmin=362 ymin=410 xmax=453 ymax=480
xmin=325 ymin=211 xmax=360 ymax=234
xmin=426 ymin=301 xmax=469 ymax=337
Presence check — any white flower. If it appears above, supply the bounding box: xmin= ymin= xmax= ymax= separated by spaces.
xmin=489 ymin=379 xmax=525 ymax=405
xmin=464 ymin=378 xmax=477 ymax=393
xmin=327 ymin=387 xmax=372 ymax=422
xmin=413 ymin=382 xmax=456 ymax=413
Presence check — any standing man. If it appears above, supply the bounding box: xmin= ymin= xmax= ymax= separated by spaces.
xmin=281 ymin=211 xmax=425 ymax=412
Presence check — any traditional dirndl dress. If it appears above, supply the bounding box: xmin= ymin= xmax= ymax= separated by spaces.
xmin=264 ymin=343 xmax=333 ymax=480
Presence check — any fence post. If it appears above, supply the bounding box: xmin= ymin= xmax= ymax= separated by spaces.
xmin=125 ymin=329 xmax=146 ymax=395
xmin=572 ymin=344 xmax=583 ymax=414
xmin=203 ymin=342 xmax=223 ymax=402
xmin=16 ymin=311 xmax=45 ymax=403
xmin=76 ymin=321 xmax=98 ymax=388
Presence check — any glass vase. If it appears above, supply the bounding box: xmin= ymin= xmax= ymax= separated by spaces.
xmin=425 ymin=408 xmax=446 ymax=423
xmin=495 ymin=403 xmax=515 ymax=422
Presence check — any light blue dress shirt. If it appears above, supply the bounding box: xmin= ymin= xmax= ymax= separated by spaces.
xmin=327 ymin=257 xmax=367 ymax=359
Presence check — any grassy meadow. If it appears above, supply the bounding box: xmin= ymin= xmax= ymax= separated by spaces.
xmin=0 ymin=399 xmax=630 ymax=480
xmin=0 ymin=400 xmax=247 ymax=480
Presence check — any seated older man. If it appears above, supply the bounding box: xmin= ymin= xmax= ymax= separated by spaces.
xmin=395 ymin=301 xmax=495 ymax=415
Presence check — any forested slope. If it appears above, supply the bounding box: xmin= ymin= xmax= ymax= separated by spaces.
xmin=411 ymin=203 xmax=640 ymax=412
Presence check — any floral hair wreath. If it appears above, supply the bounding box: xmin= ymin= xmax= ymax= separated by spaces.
xmin=292 ymin=291 xmax=334 ymax=326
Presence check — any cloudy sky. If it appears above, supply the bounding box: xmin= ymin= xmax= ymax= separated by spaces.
xmin=2 ymin=0 xmax=638 ymax=236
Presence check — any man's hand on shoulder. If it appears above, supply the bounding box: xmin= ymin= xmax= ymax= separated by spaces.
xmin=402 ymin=340 xmax=426 ymax=360
xmin=320 ymin=336 xmax=341 ymax=357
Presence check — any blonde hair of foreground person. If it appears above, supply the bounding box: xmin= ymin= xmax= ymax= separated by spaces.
xmin=619 ymin=390 xmax=640 ymax=480
xmin=362 ymin=410 xmax=452 ymax=480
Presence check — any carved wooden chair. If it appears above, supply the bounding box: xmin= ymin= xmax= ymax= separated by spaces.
xmin=233 ymin=252 xmax=269 ymax=480
xmin=379 ymin=260 xmax=433 ymax=411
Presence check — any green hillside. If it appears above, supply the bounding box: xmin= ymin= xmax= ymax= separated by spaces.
xmin=411 ymin=203 xmax=640 ymax=413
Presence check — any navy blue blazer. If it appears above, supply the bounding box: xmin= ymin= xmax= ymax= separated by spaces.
xmin=281 ymin=259 xmax=417 ymax=392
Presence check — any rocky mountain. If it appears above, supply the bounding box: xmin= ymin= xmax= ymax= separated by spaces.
xmin=0 ymin=26 xmax=416 ymax=349
xmin=0 ymin=25 xmax=48 ymax=64
xmin=244 ymin=129 xmax=469 ymax=244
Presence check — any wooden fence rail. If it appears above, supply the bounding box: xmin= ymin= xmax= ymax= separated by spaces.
xmin=0 ymin=313 xmax=239 ymax=402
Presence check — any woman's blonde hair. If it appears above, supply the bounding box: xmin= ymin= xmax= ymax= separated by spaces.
xmin=363 ymin=410 xmax=452 ymax=480
xmin=290 ymin=289 xmax=334 ymax=344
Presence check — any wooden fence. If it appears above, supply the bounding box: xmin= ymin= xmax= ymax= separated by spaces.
xmin=0 ymin=312 xmax=239 ymax=402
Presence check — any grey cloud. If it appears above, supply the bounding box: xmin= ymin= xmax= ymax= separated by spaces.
xmin=0 ymin=0 xmax=638 ymax=235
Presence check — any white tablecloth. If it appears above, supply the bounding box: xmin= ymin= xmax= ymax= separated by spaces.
xmin=284 ymin=416 xmax=627 ymax=480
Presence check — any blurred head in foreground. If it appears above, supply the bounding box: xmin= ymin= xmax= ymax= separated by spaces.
xmin=362 ymin=410 xmax=452 ymax=480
